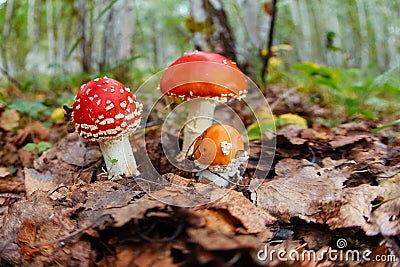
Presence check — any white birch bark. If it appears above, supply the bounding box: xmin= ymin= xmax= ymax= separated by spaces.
xmin=189 ymin=0 xmax=212 ymax=51
xmin=46 ymin=0 xmax=56 ymax=72
xmin=119 ymin=0 xmax=135 ymax=61
xmin=55 ymin=0 xmax=65 ymax=67
xmin=26 ymin=0 xmax=41 ymax=74
xmin=356 ymin=0 xmax=369 ymax=68
xmin=242 ymin=0 xmax=261 ymax=49
xmin=297 ymin=0 xmax=312 ymax=61
xmin=1 ymin=0 xmax=14 ymax=73
xmin=27 ymin=0 xmax=35 ymax=39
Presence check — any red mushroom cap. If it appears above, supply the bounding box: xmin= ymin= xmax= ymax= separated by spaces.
xmin=159 ymin=51 xmax=247 ymax=100
xmin=72 ymin=77 xmax=142 ymax=142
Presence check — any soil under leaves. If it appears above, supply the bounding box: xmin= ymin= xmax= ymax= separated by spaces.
xmin=0 ymin=87 xmax=399 ymax=266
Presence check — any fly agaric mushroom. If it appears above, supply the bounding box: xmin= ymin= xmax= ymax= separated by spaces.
xmin=159 ymin=51 xmax=247 ymax=157
xmin=72 ymin=77 xmax=142 ymax=178
xmin=192 ymin=124 xmax=248 ymax=188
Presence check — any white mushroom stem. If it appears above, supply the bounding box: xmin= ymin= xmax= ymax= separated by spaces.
xmin=196 ymin=152 xmax=249 ymax=188
xmin=99 ymin=136 xmax=139 ymax=178
xmin=181 ymin=98 xmax=216 ymax=157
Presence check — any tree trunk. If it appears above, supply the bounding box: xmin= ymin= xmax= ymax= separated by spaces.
xmin=261 ymin=0 xmax=277 ymax=88
xmin=101 ymin=0 xmax=128 ymax=70
xmin=188 ymin=0 xmax=237 ymax=61
xmin=242 ymin=0 xmax=261 ymax=49
xmin=119 ymin=0 xmax=135 ymax=61
xmin=101 ymin=4 xmax=114 ymax=70
xmin=356 ymin=0 xmax=369 ymax=69
xmin=55 ymin=0 xmax=66 ymax=70
xmin=26 ymin=0 xmax=40 ymax=77
xmin=27 ymin=0 xmax=35 ymax=40
xmin=46 ymin=0 xmax=56 ymax=73
xmin=206 ymin=0 xmax=237 ymax=62
xmin=189 ymin=0 xmax=212 ymax=52
xmin=75 ymin=0 xmax=92 ymax=74
xmin=1 ymin=0 xmax=14 ymax=74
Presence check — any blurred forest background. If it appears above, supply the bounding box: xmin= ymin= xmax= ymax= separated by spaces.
xmin=0 ymin=0 xmax=399 ymax=126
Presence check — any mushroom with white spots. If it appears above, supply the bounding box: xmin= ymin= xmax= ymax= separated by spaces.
xmin=72 ymin=77 xmax=142 ymax=178
xmin=159 ymin=51 xmax=248 ymax=157
xmin=192 ymin=124 xmax=248 ymax=188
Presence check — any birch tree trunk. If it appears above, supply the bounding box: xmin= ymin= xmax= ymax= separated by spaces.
xmin=27 ymin=0 xmax=35 ymax=40
xmin=207 ymin=0 xmax=237 ymax=62
xmin=321 ymin=1 xmax=343 ymax=67
xmin=356 ymin=0 xmax=369 ymax=69
xmin=188 ymin=0 xmax=236 ymax=61
xmin=46 ymin=0 xmax=56 ymax=73
xmin=101 ymin=5 xmax=115 ymax=70
xmin=102 ymin=0 xmax=119 ymax=69
xmin=100 ymin=0 xmax=135 ymax=73
xmin=297 ymin=0 xmax=312 ymax=61
xmin=189 ymin=0 xmax=212 ymax=52
xmin=1 ymin=0 xmax=14 ymax=74
xmin=242 ymin=0 xmax=261 ymax=49
xmin=119 ymin=0 xmax=135 ymax=61
xmin=75 ymin=0 xmax=92 ymax=74
xmin=25 ymin=0 xmax=41 ymax=83
xmin=55 ymin=0 xmax=66 ymax=69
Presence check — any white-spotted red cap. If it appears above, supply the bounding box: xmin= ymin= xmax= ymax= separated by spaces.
xmin=73 ymin=77 xmax=142 ymax=142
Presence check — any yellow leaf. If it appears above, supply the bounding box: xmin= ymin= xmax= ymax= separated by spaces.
xmin=278 ymin=113 xmax=308 ymax=128
xmin=260 ymin=49 xmax=268 ymax=57
xmin=269 ymin=57 xmax=283 ymax=66
xmin=271 ymin=44 xmax=293 ymax=52
xmin=51 ymin=108 xmax=65 ymax=123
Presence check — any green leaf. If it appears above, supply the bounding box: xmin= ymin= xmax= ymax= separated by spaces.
xmin=110 ymin=159 xmax=119 ymax=165
xmin=8 ymin=100 xmax=50 ymax=118
xmin=36 ymin=142 xmax=52 ymax=152
xmin=372 ymin=119 xmax=400 ymax=133
xmin=246 ymin=118 xmax=276 ymax=141
xmin=24 ymin=142 xmax=52 ymax=152
xmin=24 ymin=143 xmax=38 ymax=151
xmin=107 ymin=155 xmax=119 ymax=165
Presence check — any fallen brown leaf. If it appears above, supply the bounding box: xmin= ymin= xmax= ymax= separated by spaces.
xmin=326 ymin=184 xmax=384 ymax=234
xmin=18 ymin=219 xmax=40 ymax=259
xmin=192 ymin=208 xmax=236 ymax=235
xmin=24 ymin=168 xmax=58 ymax=197
xmin=378 ymin=173 xmax=400 ymax=200
xmin=0 ymin=109 xmax=20 ymax=131
xmin=278 ymin=124 xmax=307 ymax=145
xmin=0 ymin=175 xmax=25 ymax=193
xmin=103 ymin=196 xmax=167 ymax=227
xmin=209 ymin=190 xmax=276 ymax=234
xmin=121 ymin=243 xmax=177 ymax=267
xmin=371 ymin=198 xmax=400 ymax=236
xmin=0 ymin=241 xmax=20 ymax=266
xmin=57 ymin=133 xmax=102 ymax=167
xmin=253 ymin=158 xmax=348 ymax=223
xmin=187 ymin=227 xmax=263 ymax=251
xmin=329 ymin=134 xmax=370 ymax=148
xmin=0 ymin=167 xmax=10 ymax=178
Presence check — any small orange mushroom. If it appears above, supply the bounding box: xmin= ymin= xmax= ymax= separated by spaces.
xmin=193 ymin=124 xmax=244 ymax=166
xmin=192 ymin=124 xmax=248 ymax=187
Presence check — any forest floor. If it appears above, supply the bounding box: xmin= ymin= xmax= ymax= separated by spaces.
xmin=0 ymin=85 xmax=399 ymax=267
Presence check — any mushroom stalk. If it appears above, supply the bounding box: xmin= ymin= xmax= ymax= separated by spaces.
xmin=197 ymin=152 xmax=249 ymax=188
xmin=99 ymin=136 xmax=139 ymax=178
xmin=181 ymin=98 xmax=216 ymax=156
